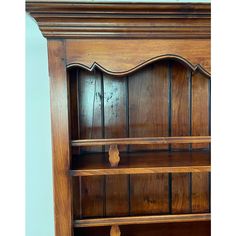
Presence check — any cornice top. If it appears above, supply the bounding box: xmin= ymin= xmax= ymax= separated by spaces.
xmin=26 ymin=1 xmax=211 ymax=39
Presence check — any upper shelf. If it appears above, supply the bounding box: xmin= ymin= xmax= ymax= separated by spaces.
xmin=72 ymin=136 xmax=211 ymax=147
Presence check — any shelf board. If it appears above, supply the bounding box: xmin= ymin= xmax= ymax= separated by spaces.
xmin=71 ymin=136 xmax=210 ymax=147
xmin=74 ymin=213 xmax=211 ymax=228
xmin=70 ymin=151 xmax=210 ymax=176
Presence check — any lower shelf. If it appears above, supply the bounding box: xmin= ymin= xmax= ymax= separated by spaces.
xmin=74 ymin=213 xmax=210 ymax=228
xmin=74 ymin=221 xmax=211 ymax=236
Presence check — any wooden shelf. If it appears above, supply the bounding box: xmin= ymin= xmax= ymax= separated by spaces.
xmin=74 ymin=213 xmax=211 ymax=228
xmin=70 ymin=151 xmax=210 ymax=176
xmin=71 ymin=136 xmax=211 ymax=147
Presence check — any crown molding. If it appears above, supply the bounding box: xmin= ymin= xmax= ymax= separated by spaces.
xmin=26 ymin=1 xmax=210 ymax=39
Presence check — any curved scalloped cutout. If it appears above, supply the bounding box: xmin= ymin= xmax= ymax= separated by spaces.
xmin=67 ymin=54 xmax=211 ymax=78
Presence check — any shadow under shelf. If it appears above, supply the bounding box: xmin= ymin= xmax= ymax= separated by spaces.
xmin=70 ymin=150 xmax=211 ymax=176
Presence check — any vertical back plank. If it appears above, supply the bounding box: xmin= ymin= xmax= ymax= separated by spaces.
xmin=78 ymin=69 xmax=103 ymax=153
xmin=192 ymin=72 xmax=209 ymax=150
xmin=191 ymin=72 xmax=210 ymax=213
xmin=73 ymin=177 xmax=81 ymax=219
xmin=103 ymin=74 xmax=129 ymax=216
xmin=129 ymin=63 xmax=169 ymax=150
xmin=68 ymin=69 xmax=82 ymax=219
xmin=192 ymin=172 xmax=210 ymax=213
xmin=129 ymin=63 xmax=169 ymax=215
xmin=172 ymin=173 xmax=191 ymax=213
xmin=69 ymin=68 xmax=79 ymax=140
xmin=171 ymin=62 xmax=190 ymax=150
xmin=130 ymin=174 xmax=169 ymax=215
xmin=81 ymin=176 xmax=105 ymax=218
xmin=48 ymin=40 xmax=72 ymax=236
xmin=171 ymin=62 xmax=191 ymax=213
xmin=78 ymin=69 xmax=104 ymax=218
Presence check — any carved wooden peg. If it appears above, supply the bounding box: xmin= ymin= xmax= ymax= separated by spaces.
xmin=108 ymin=144 xmax=120 ymax=167
xmin=110 ymin=225 xmax=121 ymax=236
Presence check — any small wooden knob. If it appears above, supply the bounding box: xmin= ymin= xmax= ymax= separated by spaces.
xmin=109 ymin=145 xmax=120 ymax=167
xmin=110 ymin=225 xmax=121 ymax=236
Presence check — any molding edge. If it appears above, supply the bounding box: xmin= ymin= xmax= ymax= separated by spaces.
xmin=67 ymin=54 xmax=211 ymax=77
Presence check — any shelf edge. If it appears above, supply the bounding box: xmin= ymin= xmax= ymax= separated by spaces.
xmin=74 ymin=213 xmax=211 ymax=227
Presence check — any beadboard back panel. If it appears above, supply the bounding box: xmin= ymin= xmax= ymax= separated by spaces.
xmin=69 ymin=59 xmax=210 ymax=219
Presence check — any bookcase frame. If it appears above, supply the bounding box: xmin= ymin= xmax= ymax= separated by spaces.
xmin=26 ymin=2 xmax=211 ymax=236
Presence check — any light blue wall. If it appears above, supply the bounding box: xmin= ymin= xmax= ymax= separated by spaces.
xmin=26 ymin=1 xmax=210 ymax=236
xmin=26 ymin=14 xmax=54 ymax=236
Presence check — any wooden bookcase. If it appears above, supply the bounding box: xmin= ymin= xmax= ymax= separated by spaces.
xmin=26 ymin=1 xmax=211 ymax=236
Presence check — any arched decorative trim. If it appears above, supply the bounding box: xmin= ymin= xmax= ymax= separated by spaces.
xmin=67 ymin=54 xmax=211 ymax=78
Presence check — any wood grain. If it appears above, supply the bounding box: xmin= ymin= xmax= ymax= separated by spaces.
xmin=68 ymin=68 xmax=80 ymax=155
xmin=81 ymin=176 xmax=104 ymax=218
xmin=74 ymin=213 xmax=210 ymax=227
xmin=192 ymin=72 xmax=210 ymax=150
xmin=106 ymin=175 xmax=129 ymax=217
xmin=78 ymin=69 xmax=105 ymax=218
xmin=128 ymin=63 xmax=169 ymax=216
xmin=128 ymin=63 xmax=169 ymax=150
xmin=171 ymin=62 xmax=191 ymax=214
xmin=78 ymin=69 xmax=103 ymax=153
xmin=66 ymin=39 xmax=211 ymax=75
xmin=171 ymin=62 xmax=190 ymax=150
xmin=72 ymin=136 xmax=211 ymax=146
xmin=192 ymin=172 xmax=210 ymax=213
xmin=48 ymin=39 xmax=72 ymax=236
xmin=130 ymin=174 xmax=169 ymax=215
xmin=26 ymin=2 xmax=210 ymax=40
xmin=172 ymin=173 xmax=191 ymax=213
xmin=191 ymin=72 xmax=210 ymax=214
xmin=103 ymin=74 xmax=129 ymax=217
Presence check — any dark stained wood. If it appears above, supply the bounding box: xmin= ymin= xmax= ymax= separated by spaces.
xmin=103 ymin=74 xmax=127 ymax=151
xmin=74 ymin=221 xmax=210 ymax=236
xmin=128 ymin=63 xmax=169 ymax=216
xmin=70 ymin=151 xmax=211 ymax=176
xmin=68 ymin=68 xmax=80 ymax=155
xmin=78 ymin=69 xmax=103 ymax=153
xmin=128 ymin=63 xmax=169 ymax=151
xmin=72 ymin=136 xmax=210 ymax=147
xmin=81 ymin=176 xmax=104 ymax=218
xmin=172 ymin=173 xmax=191 ymax=214
xmin=171 ymin=62 xmax=191 ymax=214
xmin=171 ymin=62 xmax=191 ymax=150
xmin=78 ymin=69 xmax=105 ymax=218
xmin=65 ymin=39 xmax=211 ymax=76
xmin=191 ymin=72 xmax=210 ymax=215
xmin=74 ymin=213 xmax=210 ymax=227
xmin=68 ymin=68 xmax=79 ymax=140
xmin=103 ymin=74 xmax=129 ymax=217
xmin=48 ymin=39 xmax=73 ymax=236
xmin=130 ymin=174 xmax=169 ymax=215
xmin=192 ymin=72 xmax=210 ymax=150
xmin=192 ymin=172 xmax=210 ymax=213
xmin=105 ymin=175 xmax=129 ymax=217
